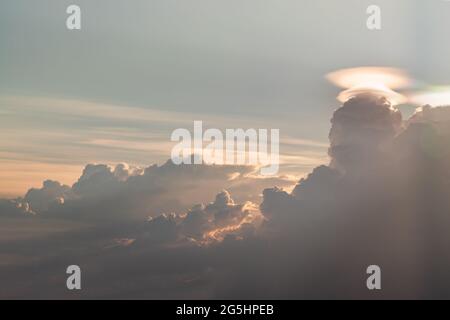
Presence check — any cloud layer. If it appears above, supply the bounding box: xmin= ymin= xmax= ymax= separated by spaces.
xmin=0 ymin=159 xmax=293 ymax=221
xmin=2 ymin=95 xmax=450 ymax=299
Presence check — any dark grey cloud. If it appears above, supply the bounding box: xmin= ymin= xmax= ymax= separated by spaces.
xmin=24 ymin=180 xmax=74 ymax=213
xmin=0 ymin=198 xmax=33 ymax=217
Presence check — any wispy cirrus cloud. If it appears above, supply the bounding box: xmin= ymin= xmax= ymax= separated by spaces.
xmin=0 ymin=95 xmax=328 ymax=197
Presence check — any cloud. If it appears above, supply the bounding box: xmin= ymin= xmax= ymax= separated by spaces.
xmin=3 ymin=94 xmax=450 ymax=299
xmin=0 ymin=95 xmax=326 ymax=198
xmin=144 ymin=190 xmax=261 ymax=244
xmin=328 ymin=93 xmax=402 ymax=173
xmin=0 ymin=189 xmax=261 ymax=299
xmin=4 ymin=159 xmax=293 ymax=221
xmin=257 ymin=95 xmax=450 ymax=298
xmin=0 ymin=198 xmax=34 ymax=217
xmin=24 ymin=180 xmax=74 ymax=213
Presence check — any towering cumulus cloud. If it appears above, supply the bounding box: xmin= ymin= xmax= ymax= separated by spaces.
xmin=2 ymin=94 xmax=450 ymax=299
xmin=328 ymin=94 xmax=402 ymax=173
xmin=260 ymin=95 xmax=450 ymax=298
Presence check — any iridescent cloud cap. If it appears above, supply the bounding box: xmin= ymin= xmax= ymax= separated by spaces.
xmin=326 ymin=67 xmax=411 ymax=105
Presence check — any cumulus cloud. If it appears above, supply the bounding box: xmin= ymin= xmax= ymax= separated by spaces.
xmin=0 ymin=189 xmax=261 ymax=299
xmin=0 ymin=198 xmax=34 ymax=217
xmin=24 ymin=180 xmax=74 ymax=213
xmin=144 ymin=190 xmax=261 ymax=244
xmin=256 ymin=95 xmax=450 ymax=298
xmin=328 ymin=94 xmax=402 ymax=173
xmin=3 ymin=160 xmax=293 ymax=221
xmin=3 ymin=94 xmax=450 ymax=299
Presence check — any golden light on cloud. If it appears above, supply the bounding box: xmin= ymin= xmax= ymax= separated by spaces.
xmin=409 ymin=86 xmax=450 ymax=107
xmin=203 ymin=202 xmax=262 ymax=243
xmin=326 ymin=67 xmax=411 ymax=105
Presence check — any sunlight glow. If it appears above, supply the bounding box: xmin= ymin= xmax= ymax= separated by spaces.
xmin=326 ymin=67 xmax=411 ymax=105
xmin=326 ymin=67 xmax=411 ymax=89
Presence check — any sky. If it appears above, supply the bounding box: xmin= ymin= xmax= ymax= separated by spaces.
xmin=2 ymin=0 xmax=450 ymax=299
xmin=3 ymin=0 xmax=449 ymax=197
